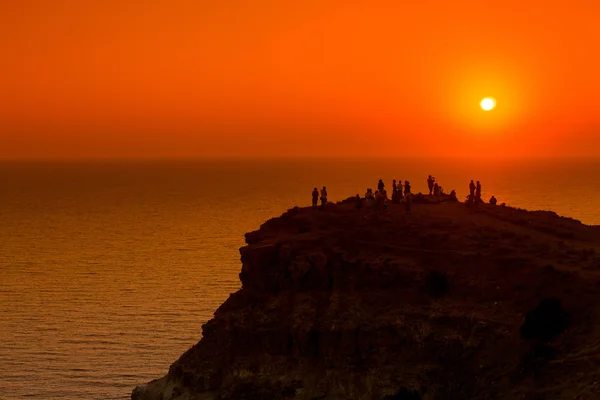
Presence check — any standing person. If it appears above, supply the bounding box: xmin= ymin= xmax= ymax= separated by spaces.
xmin=475 ymin=181 xmax=482 ymax=202
xmin=392 ymin=180 xmax=397 ymax=195
xmin=397 ymin=180 xmax=403 ymax=197
xmin=377 ymin=179 xmax=385 ymax=192
xmin=469 ymin=180 xmax=476 ymax=198
xmin=320 ymin=186 xmax=328 ymax=207
xmin=312 ymin=188 xmax=319 ymax=208
xmin=427 ymin=175 xmax=434 ymax=195
xmin=404 ymin=180 xmax=411 ymax=195
xmin=433 ymin=182 xmax=439 ymax=196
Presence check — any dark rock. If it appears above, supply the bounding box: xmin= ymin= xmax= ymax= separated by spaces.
xmin=520 ymin=297 xmax=569 ymax=340
xmin=424 ymin=269 xmax=450 ymax=297
xmin=132 ymin=200 xmax=600 ymax=400
xmin=382 ymin=388 xmax=421 ymax=400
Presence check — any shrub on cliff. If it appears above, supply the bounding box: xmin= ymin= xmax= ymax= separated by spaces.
xmin=383 ymin=388 xmax=421 ymax=400
xmin=520 ymin=297 xmax=569 ymax=340
xmin=424 ymin=269 xmax=450 ymax=297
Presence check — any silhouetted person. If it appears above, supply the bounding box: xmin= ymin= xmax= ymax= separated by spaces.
xmin=312 ymin=188 xmax=319 ymax=208
xmin=469 ymin=180 xmax=476 ymax=197
xmin=320 ymin=186 xmax=328 ymax=207
xmin=392 ymin=179 xmax=397 ymax=194
xmin=490 ymin=195 xmax=497 ymax=205
xmin=378 ymin=179 xmax=385 ymax=192
xmin=397 ymin=180 xmax=403 ymax=197
xmin=433 ymin=182 xmax=439 ymax=196
xmin=427 ymin=175 xmax=434 ymax=195
xmin=355 ymin=194 xmax=363 ymax=210
xmin=404 ymin=193 xmax=412 ymax=214
xmin=450 ymin=189 xmax=457 ymax=200
xmin=404 ymin=180 xmax=411 ymax=195
xmin=476 ymin=181 xmax=482 ymax=201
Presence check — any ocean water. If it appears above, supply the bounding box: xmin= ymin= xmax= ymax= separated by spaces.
xmin=1 ymin=158 xmax=600 ymax=400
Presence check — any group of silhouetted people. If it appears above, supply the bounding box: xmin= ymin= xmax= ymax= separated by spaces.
xmin=311 ymin=186 xmax=328 ymax=208
xmin=465 ymin=180 xmax=499 ymax=207
xmin=367 ymin=179 xmax=414 ymax=214
xmin=311 ymin=176 xmax=500 ymax=212
xmin=466 ymin=179 xmax=482 ymax=205
xmin=427 ymin=175 xmax=447 ymax=196
xmin=364 ymin=184 xmax=389 ymax=211
xmin=390 ymin=179 xmax=412 ymax=197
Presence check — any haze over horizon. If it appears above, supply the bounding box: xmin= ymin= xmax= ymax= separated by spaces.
xmin=2 ymin=1 xmax=599 ymax=160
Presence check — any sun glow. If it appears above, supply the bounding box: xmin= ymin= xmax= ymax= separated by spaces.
xmin=480 ymin=97 xmax=496 ymax=111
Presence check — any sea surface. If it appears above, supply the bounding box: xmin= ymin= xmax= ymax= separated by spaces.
xmin=1 ymin=158 xmax=600 ymax=399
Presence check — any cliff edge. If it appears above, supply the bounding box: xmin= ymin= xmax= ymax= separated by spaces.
xmin=132 ymin=199 xmax=600 ymax=400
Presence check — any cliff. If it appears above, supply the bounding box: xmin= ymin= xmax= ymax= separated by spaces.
xmin=132 ymin=198 xmax=600 ymax=400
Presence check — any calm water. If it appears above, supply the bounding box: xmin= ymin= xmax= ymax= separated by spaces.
xmin=1 ymin=158 xmax=600 ymax=399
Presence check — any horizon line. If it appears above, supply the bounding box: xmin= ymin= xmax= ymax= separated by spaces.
xmin=0 ymin=154 xmax=599 ymax=162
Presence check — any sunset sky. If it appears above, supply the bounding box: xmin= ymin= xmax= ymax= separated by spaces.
xmin=1 ymin=0 xmax=599 ymax=159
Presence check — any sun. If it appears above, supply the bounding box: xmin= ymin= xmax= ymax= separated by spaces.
xmin=480 ymin=97 xmax=496 ymax=111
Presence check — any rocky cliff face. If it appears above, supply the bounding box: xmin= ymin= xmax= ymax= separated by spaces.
xmin=133 ymin=199 xmax=600 ymax=400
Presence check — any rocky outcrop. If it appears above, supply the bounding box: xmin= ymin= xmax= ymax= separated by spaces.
xmin=133 ymin=198 xmax=600 ymax=400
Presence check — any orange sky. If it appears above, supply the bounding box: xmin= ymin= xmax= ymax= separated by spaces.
xmin=1 ymin=0 xmax=599 ymax=159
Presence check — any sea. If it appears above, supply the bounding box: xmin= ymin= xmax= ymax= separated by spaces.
xmin=1 ymin=158 xmax=600 ymax=400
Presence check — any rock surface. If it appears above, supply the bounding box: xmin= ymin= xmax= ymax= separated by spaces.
xmin=133 ymin=198 xmax=600 ymax=400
